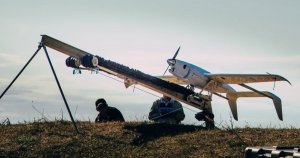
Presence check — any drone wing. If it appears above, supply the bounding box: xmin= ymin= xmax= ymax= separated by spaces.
xmin=205 ymin=74 xmax=291 ymax=85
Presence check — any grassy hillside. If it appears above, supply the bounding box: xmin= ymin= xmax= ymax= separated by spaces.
xmin=0 ymin=120 xmax=299 ymax=157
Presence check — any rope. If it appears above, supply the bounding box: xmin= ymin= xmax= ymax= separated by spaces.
xmin=150 ymin=107 xmax=183 ymax=120
xmin=98 ymin=72 xmax=161 ymax=98
xmin=97 ymin=72 xmax=201 ymax=114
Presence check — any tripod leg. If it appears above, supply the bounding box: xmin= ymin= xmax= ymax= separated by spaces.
xmin=0 ymin=45 xmax=42 ymax=100
xmin=42 ymin=45 xmax=79 ymax=134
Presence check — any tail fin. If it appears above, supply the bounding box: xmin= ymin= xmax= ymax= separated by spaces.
xmin=226 ymin=92 xmax=282 ymax=121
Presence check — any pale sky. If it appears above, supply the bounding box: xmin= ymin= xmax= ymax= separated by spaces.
xmin=0 ymin=1 xmax=299 ymax=127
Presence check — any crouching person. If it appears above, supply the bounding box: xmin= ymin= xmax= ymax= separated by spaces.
xmin=148 ymin=95 xmax=185 ymax=124
xmin=95 ymin=98 xmax=125 ymax=123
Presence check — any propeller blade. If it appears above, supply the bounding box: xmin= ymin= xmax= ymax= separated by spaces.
xmin=162 ymin=47 xmax=180 ymax=76
xmin=172 ymin=46 xmax=181 ymax=59
xmin=162 ymin=66 xmax=169 ymax=76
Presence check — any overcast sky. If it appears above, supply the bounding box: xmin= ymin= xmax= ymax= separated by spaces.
xmin=0 ymin=0 xmax=299 ymax=127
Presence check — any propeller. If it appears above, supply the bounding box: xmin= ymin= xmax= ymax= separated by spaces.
xmin=162 ymin=46 xmax=181 ymax=76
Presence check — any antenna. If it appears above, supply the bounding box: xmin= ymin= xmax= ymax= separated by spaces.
xmin=266 ymin=72 xmax=277 ymax=90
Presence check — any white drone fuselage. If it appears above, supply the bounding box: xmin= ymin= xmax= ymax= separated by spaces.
xmin=167 ymin=59 xmax=235 ymax=94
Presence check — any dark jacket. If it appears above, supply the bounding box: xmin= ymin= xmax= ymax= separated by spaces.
xmin=95 ymin=107 xmax=125 ymax=123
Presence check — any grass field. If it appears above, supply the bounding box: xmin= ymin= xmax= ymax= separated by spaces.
xmin=1 ymin=120 xmax=299 ymax=157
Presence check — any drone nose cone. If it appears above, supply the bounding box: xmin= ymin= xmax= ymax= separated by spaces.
xmin=167 ymin=59 xmax=176 ymax=66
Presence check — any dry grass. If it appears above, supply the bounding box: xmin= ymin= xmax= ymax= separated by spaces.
xmin=0 ymin=120 xmax=299 ymax=157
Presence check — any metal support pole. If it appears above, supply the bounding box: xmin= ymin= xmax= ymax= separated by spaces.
xmin=0 ymin=44 xmax=42 ymax=100
xmin=42 ymin=44 xmax=79 ymax=134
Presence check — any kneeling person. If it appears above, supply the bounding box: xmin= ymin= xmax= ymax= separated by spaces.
xmin=148 ymin=95 xmax=185 ymax=124
xmin=95 ymin=98 xmax=125 ymax=123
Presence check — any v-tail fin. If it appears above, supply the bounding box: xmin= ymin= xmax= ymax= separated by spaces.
xmin=226 ymin=91 xmax=282 ymax=121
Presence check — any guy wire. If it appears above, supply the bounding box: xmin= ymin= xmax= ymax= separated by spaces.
xmin=97 ymin=72 xmax=199 ymax=113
